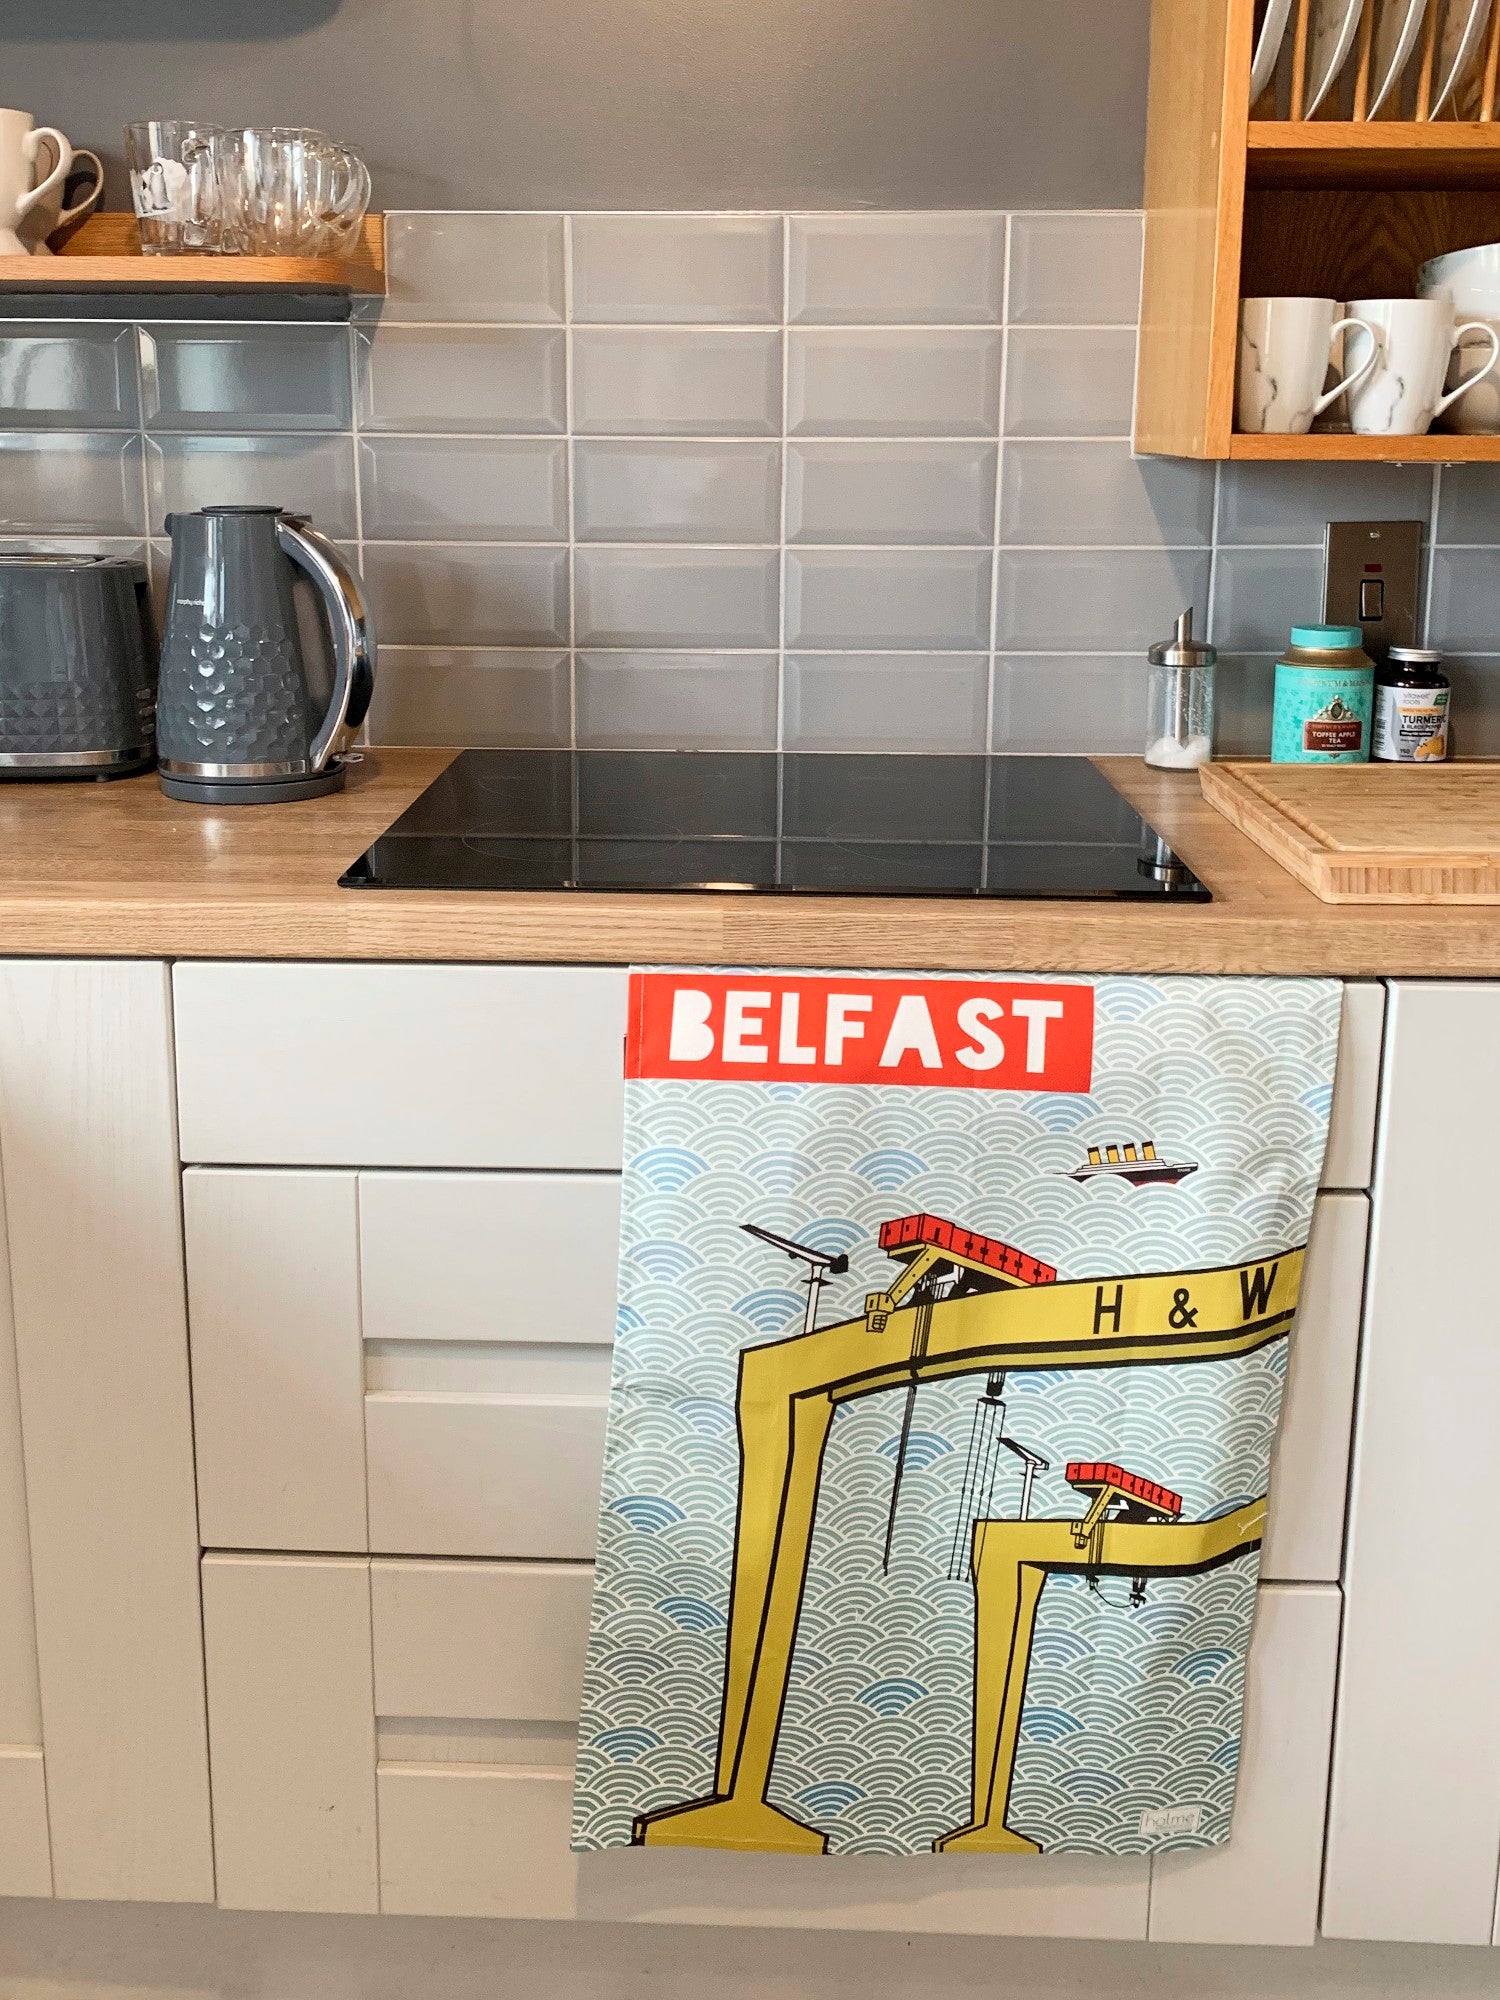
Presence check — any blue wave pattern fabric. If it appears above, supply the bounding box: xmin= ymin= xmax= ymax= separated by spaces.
xmin=574 ymin=970 xmax=1341 ymax=1858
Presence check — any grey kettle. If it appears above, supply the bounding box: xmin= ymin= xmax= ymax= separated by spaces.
xmin=156 ymin=505 xmax=374 ymax=804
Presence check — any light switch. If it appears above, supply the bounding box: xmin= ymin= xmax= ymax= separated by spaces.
xmin=1323 ymin=519 xmax=1422 ymax=661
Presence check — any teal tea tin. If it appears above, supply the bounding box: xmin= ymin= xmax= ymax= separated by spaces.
xmin=1271 ymin=624 xmax=1374 ymax=764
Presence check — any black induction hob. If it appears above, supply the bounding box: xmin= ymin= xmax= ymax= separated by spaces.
xmin=340 ymin=751 xmax=1209 ymax=901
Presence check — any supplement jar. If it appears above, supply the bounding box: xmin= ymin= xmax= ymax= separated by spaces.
xmin=1373 ymin=647 xmax=1450 ymax=763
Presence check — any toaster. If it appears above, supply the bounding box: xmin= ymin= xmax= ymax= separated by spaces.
xmin=0 ymin=554 xmax=157 ymax=778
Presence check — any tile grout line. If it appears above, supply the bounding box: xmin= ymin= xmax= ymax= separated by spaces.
xmin=563 ymin=214 xmax=578 ymax=751
xmin=985 ymin=213 xmax=1010 ymax=782
xmin=778 ymin=213 xmax=791 ymax=769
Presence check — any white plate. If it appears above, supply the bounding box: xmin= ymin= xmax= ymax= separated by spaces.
xmin=1366 ymin=0 xmax=1431 ymax=115
xmin=1306 ymin=0 xmax=1367 ymax=112
xmin=1250 ymin=0 xmax=1297 ymax=101
xmin=1430 ymin=0 xmax=1494 ymax=115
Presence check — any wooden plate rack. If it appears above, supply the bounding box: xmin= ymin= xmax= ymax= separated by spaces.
xmin=1137 ymin=0 xmax=1500 ymax=459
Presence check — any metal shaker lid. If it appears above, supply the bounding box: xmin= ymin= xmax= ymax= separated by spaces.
xmin=1147 ymin=607 xmax=1216 ymax=668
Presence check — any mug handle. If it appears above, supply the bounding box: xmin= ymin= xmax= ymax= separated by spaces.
xmin=16 ymin=127 xmax=73 ymax=223
xmin=1435 ymin=319 xmax=1500 ymax=418
xmin=1314 ymin=316 xmax=1379 ymax=417
xmin=56 ymin=149 xmax=104 ymax=231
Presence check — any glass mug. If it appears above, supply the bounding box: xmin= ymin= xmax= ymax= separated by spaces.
xmin=218 ymin=127 xmax=371 ymax=257
xmin=124 ymin=120 xmax=225 ymax=253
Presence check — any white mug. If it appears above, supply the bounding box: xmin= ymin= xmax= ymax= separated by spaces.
xmin=0 ymin=108 xmax=73 ymax=257
xmin=1346 ymin=297 xmax=1500 ymax=436
xmin=1237 ymin=296 xmax=1378 ymax=434
xmin=17 ymin=137 xmax=102 ymax=254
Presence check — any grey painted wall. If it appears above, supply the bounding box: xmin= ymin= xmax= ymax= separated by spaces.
xmin=2 ymin=0 xmax=1150 ymax=212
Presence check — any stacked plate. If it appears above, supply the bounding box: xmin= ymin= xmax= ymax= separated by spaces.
xmin=1250 ymin=0 xmax=1493 ymax=118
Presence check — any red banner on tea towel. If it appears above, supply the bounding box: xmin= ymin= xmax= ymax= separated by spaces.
xmin=628 ymin=972 xmax=1094 ymax=1092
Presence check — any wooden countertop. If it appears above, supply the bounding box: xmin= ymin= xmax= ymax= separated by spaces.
xmin=0 ymin=748 xmax=1494 ymax=974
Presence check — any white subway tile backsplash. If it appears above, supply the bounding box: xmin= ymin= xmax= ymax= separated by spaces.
xmin=1003 ymin=326 xmax=1136 ymax=437
xmin=572 ymin=328 xmax=782 ymax=435
xmin=991 ymin=655 xmax=1142 ymax=752
xmin=1211 ymin=546 xmax=1325 ymax=652
xmin=995 ymin=547 xmax=1210 ymax=651
xmin=141 ymin=324 xmax=351 ymax=433
xmin=361 ymin=544 xmax=570 ymax=647
xmin=784 ymin=652 xmax=989 ymax=749
xmin=1006 ymin=212 xmax=1143 ymax=326
xmin=365 ymin=648 xmax=571 ymax=746
xmin=576 ymin=651 xmax=779 ymax=748
xmin=787 ymin=214 xmax=1005 ymax=325
xmin=999 ymin=439 xmax=1213 ymax=547
xmin=8 ymin=209 xmax=1483 ymax=759
xmin=786 ymin=441 xmax=995 ymax=545
xmin=357 ymin=326 xmax=566 ymax=434
xmin=0 ymin=432 xmax=145 ymax=535
xmin=145 ymin=433 xmax=356 ymax=537
xmin=573 ymin=440 xmax=781 ymax=543
xmin=358 ymin=436 xmax=568 ymax=540
xmin=575 ymin=547 xmax=780 ymax=647
xmin=786 ymin=548 xmax=992 ymax=650
xmin=570 ymin=215 xmax=782 ymax=324
xmin=1427 ymin=548 xmax=1500 ymax=653
xmin=381 ymin=213 xmax=566 ymax=322
xmin=1217 ymin=459 xmax=1433 ymax=546
xmin=0 ymin=324 xmax=138 ymax=430
xmin=787 ymin=328 xmax=1001 ymax=436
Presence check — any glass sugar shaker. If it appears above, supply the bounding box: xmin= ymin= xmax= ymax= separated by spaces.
xmin=1145 ymin=608 xmax=1216 ymax=770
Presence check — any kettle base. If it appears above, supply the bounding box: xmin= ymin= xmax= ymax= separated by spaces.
xmin=159 ymin=767 xmax=348 ymax=806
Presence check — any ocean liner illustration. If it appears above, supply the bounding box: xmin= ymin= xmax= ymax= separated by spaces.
xmin=1065 ymin=1141 xmax=1197 ymax=1188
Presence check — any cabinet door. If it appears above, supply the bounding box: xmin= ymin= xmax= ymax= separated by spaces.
xmin=185 ymin=1170 xmax=367 ymax=1553
xmin=1261 ymin=1194 xmax=1368 ymax=1585
xmin=187 ymin=1168 xmax=613 ymax=1560
xmin=0 ymin=961 xmax=212 ymax=1903
xmin=0 ymin=1147 xmax=50 ymax=1898
xmin=202 ymin=1554 xmax=378 ymax=1913
xmin=1325 ymin=982 xmax=1500 ymax=1945
xmin=1148 ymin=1584 xmax=1340 ymax=1945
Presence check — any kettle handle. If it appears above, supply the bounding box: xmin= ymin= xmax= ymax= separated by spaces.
xmin=275 ymin=517 xmax=375 ymax=773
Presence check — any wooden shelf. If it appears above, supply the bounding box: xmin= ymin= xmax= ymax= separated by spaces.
xmin=1228 ymin=430 xmax=1500 ymax=460
xmin=1248 ymin=121 xmax=1500 ymax=189
xmin=0 ymin=213 xmax=385 ymax=294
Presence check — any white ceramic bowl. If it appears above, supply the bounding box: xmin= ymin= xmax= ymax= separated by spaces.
xmin=1419 ymin=241 xmax=1500 ymax=304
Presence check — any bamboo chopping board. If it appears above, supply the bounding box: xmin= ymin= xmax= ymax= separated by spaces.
xmin=1199 ymin=761 xmax=1500 ymax=903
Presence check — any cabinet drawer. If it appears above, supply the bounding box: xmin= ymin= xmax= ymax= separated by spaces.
xmin=360 ymin=1172 xmax=621 ymax=1346
xmin=365 ymin=1392 xmax=606 ymax=1559
xmin=173 ymin=964 xmax=629 ymax=1169
xmin=1260 ymin=1192 xmax=1367 ymax=1584
xmin=371 ymin=1560 xmax=592 ymax=1721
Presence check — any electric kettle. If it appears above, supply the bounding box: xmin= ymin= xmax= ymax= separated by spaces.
xmin=156 ymin=505 xmax=374 ymax=804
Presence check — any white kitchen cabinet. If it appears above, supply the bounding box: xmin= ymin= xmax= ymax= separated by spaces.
xmin=184 ymin=1167 xmax=614 ymax=1558
xmin=1325 ymin=980 xmax=1500 ymax=1946
xmin=0 ymin=1144 xmax=49 ymax=1899
xmin=1323 ymin=981 xmax=1384 ymax=1191
xmin=172 ymin=964 xmax=630 ymax=1169
xmin=0 ymin=962 xmax=212 ymax=1904
xmin=1148 ymin=1585 xmax=1340 ymax=1946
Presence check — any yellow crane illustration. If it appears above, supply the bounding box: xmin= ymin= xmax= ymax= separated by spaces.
xmin=633 ymin=1212 xmax=1297 ymax=1856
